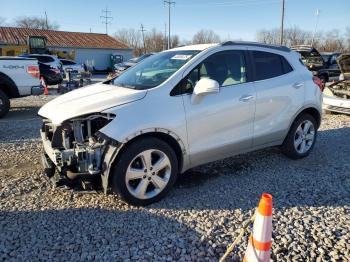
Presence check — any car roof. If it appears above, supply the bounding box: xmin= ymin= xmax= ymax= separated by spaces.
xmin=169 ymin=43 xmax=219 ymax=51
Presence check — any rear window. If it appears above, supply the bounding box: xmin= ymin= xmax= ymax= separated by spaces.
xmin=61 ymin=60 xmax=75 ymax=65
xmin=33 ymin=56 xmax=54 ymax=63
xmin=252 ymin=51 xmax=293 ymax=81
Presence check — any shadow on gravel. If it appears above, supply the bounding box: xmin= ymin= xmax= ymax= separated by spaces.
xmin=0 ymin=208 xmax=209 ymax=261
xmin=4 ymin=106 xmax=41 ymax=121
xmin=154 ymin=127 xmax=350 ymax=211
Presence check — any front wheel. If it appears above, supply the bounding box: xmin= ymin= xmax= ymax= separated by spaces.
xmin=111 ymin=138 xmax=178 ymax=206
xmin=281 ymin=113 xmax=317 ymax=159
xmin=0 ymin=89 xmax=10 ymax=118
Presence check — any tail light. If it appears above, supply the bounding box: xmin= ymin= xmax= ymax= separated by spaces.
xmin=313 ymin=76 xmax=324 ymax=91
xmin=27 ymin=65 xmax=40 ymax=79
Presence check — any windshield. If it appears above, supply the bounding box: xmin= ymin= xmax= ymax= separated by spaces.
xmin=113 ymin=50 xmax=199 ymax=90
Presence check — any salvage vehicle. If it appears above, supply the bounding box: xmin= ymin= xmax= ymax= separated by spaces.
xmin=39 ymin=42 xmax=323 ymax=205
xmin=114 ymin=53 xmax=154 ymax=72
xmin=321 ymin=52 xmax=341 ymax=80
xmin=291 ymin=45 xmax=338 ymax=83
xmin=323 ymin=53 xmax=350 ymax=115
xmin=59 ymin=59 xmax=85 ymax=75
xmin=38 ymin=62 xmax=63 ymax=86
xmin=0 ymin=57 xmax=42 ymax=118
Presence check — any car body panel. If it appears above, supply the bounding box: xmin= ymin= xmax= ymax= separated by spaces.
xmin=38 ymin=83 xmax=147 ymax=124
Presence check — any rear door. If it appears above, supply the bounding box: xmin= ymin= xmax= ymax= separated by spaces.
xmin=249 ymin=49 xmax=305 ymax=146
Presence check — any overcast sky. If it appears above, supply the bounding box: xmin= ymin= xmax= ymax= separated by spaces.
xmin=1 ymin=0 xmax=349 ymax=40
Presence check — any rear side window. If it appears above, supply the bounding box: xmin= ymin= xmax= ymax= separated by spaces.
xmin=252 ymin=51 xmax=293 ymax=81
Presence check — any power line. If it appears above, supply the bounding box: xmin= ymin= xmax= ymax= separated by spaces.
xmin=164 ymin=0 xmax=175 ymax=49
xmin=139 ymin=24 xmax=147 ymax=53
xmin=100 ymin=7 xmax=113 ymax=34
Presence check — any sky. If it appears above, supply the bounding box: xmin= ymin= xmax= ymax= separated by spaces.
xmin=0 ymin=0 xmax=349 ymax=41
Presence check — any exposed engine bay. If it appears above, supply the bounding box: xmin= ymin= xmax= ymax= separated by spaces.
xmin=325 ymin=80 xmax=350 ymax=99
xmin=40 ymin=113 xmax=117 ymax=184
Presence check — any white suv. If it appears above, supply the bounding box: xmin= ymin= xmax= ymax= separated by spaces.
xmin=39 ymin=42 xmax=323 ymax=205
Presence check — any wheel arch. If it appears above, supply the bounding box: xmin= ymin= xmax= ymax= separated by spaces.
xmin=118 ymin=129 xmax=186 ymax=171
xmin=0 ymin=72 xmax=20 ymax=99
xmin=289 ymin=106 xmax=322 ymax=131
xmin=103 ymin=129 xmax=187 ymax=193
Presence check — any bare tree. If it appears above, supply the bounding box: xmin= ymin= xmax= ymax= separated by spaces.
xmin=192 ymin=29 xmax=220 ymax=44
xmin=114 ymin=27 xmax=180 ymax=56
xmin=14 ymin=16 xmax=59 ymax=30
xmin=256 ymin=27 xmax=348 ymax=52
xmin=114 ymin=28 xmax=142 ymax=52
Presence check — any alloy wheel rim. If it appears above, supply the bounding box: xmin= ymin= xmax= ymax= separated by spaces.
xmin=125 ymin=149 xmax=171 ymax=200
xmin=294 ymin=120 xmax=315 ymax=154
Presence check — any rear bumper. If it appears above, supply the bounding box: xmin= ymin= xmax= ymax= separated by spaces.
xmin=323 ymin=95 xmax=350 ymax=115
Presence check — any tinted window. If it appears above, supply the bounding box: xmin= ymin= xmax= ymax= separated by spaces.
xmin=252 ymin=51 xmax=292 ymax=81
xmin=33 ymin=56 xmax=54 ymax=63
xmin=174 ymin=50 xmax=247 ymax=95
xmin=61 ymin=60 xmax=75 ymax=65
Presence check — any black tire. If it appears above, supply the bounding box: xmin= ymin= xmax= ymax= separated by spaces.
xmin=0 ymin=89 xmax=10 ymax=118
xmin=281 ymin=113 xmax=317 ymax=159
xmin=319 ymin=74 xmax=328 ymax=84
xmin=112 ymin=137 xmax=178 ymax=206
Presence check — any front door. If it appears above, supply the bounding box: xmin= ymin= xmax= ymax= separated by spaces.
xmin=181 ymin=50 xmax=256 ymax=167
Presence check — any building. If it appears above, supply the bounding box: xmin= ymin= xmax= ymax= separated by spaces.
xmin=0 ymin=26 xmax=133 ymax=70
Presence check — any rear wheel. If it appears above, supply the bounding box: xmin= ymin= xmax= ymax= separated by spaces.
xmin=281 ymin=113 xmax=317 ymax=159
xmin=111 ymin=138 xmax=178 ymax=206
xmin=0 ymin=89 xmax=10 ymax=118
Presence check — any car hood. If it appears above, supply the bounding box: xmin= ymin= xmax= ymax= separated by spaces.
xmin=337 ymin=53 xmax=350 ymax=76
xmin=38 ymin=82 xmax=147 ymax=124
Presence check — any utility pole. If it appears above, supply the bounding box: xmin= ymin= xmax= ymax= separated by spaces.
xmin=44 ymin=11 xmax=48 ymax=30
xmin=139 ymin=24 xmax=147 ymax=54
xmin=100 ymin=7 xmax=113 ymax=34
xmin=311 ymin=9 xmax=320 ymax=47
xmin=164 ymin=0 xmax=175 ymax=49
xmin=280 ymin=0 xmax=285 ymax=45
xmin=164 ymin=23 xmax=167 ymax=50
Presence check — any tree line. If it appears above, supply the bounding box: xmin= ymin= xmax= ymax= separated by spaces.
xmin=1 ymin=15 xmax=349 ymax=54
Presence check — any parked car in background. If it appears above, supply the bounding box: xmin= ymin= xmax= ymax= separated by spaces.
xmin=323 ymin=53 xmax=350 ymax=115
xmin=59 ymin=59 xmax=85 ymax=75
xmin=38 ymin=62 xmax=63 ymax=86
xmin=291 ymin=45 xmax=340 ymax=83
xmin=321 ymin=52 xmax=341 ymax=80
xmin=0 ymin=57 xmax=42 ymax=118
xmin=39 ymin=42 xmax=323 ymax=205
xmin=19 ymin=54 xmax=63 ymax=71
xmin=114 ymin=53 xmax=154 ymax=73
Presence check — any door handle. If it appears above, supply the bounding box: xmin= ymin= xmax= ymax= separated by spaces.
xmin=239 ymin=95 xmax=254 ymax=102
xmin=292 ymin=82 xmax=304 ymax=89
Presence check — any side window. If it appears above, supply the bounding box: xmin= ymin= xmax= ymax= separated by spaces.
xmin=172 ymin=50 xmax=247 ymax=95
xmin=252 ymin=51 xmax=293 ymax=81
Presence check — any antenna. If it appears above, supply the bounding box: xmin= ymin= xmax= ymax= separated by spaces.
xmin=100 ymin=7 xmax=113 ymax=34
xmin=139 ymin=24 xmax=147 ymax=53
xmin=164 ymin=0 xmax=175 ymax=49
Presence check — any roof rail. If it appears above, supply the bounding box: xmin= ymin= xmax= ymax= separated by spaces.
xmin=221 ymin=41 xmax=291 ymax=52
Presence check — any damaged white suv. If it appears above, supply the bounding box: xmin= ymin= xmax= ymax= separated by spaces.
xmin=39 ymin=42 xmax=323 ymax=205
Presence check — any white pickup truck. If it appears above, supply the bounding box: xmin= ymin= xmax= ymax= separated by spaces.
xmin=0 ymin=57 xmax=42 ymax=118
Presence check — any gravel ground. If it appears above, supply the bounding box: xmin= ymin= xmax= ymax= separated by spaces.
xmin=0 ymin=96 xmax=350 ymax=261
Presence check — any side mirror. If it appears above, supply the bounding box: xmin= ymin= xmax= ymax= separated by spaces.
xmin=191 ymin=78 xmax=219 ymax=104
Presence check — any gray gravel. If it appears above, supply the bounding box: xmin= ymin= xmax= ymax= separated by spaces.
xmin=1 ymin=96 xmax=350 ymax=261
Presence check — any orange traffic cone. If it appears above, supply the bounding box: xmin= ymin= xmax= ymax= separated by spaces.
xmin=243 ymin=193 xmax=273 ymax=262
xmin=41 ymin=77 xmax=49 ymax=95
